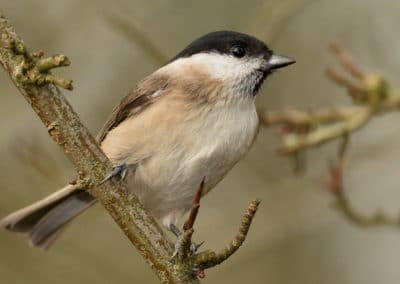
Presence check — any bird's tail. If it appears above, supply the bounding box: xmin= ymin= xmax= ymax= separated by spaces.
xmin=0 ymin=184 xmax=96 ymax=249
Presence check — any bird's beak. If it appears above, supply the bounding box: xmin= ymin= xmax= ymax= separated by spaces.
xmin=267 ymin=54 xmax=296 ymax=70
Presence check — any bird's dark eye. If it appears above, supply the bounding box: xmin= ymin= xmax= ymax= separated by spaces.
xmin=231 ymin=45 xmax=246 ymax=58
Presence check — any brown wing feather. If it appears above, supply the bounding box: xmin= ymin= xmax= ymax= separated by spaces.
xmin=96 ymin=74 xmax=170 ymax=142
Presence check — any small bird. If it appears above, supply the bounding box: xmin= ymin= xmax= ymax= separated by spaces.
xmin=0 ymin=31 xmax=295 ymax=250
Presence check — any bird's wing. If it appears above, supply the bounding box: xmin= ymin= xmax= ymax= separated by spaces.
xmin=96 ymin=74 xmax=170 ymax=142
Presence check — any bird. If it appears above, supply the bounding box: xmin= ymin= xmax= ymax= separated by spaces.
xmin=0 ymin=30 xmax=295 ymax=250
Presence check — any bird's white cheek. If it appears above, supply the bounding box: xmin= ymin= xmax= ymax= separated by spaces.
xmin=201 ymin=55 xmax=260 ymax=80
xmin=166 ymin=53 xmax=262 ymax=81
xmin=192 ymin=54 xmax=265 ymax=96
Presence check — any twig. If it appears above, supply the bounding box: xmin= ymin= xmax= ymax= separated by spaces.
xmin=329 ymin=136 xmax=400 ymax=227
xmin=193 ymin=199 xmax=261 ymax=270
xmin=184 ymin=178 xmax=205 ymax=231
xmin=0 ymin=12 xmax=265 ymax=283
xmin=173 ymin=185 xmax=260 ymax=277
xmin=176 ymin=179 xmax=205 ymax=261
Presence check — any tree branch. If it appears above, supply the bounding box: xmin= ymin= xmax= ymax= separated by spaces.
xmin=0 ymin=12 xmax=262 ymax=283
xmin=193 ymin=200 xmax=261 ymax=270
xmin=328 ymin=136 xmax=400 ymax=228
xmin=0 ymin=12 xmax=191 ymax=284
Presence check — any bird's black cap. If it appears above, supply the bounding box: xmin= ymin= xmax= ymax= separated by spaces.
xmin=171 ymin=31 xmax=273 ymax=62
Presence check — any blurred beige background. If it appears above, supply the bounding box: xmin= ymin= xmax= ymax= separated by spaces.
xmin=1 ymin=0 xmax=400 ymax=283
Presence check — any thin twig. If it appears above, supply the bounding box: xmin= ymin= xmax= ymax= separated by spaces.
xmin=177 ymin=179 xmax=205 ymax=261
xmin=329 ymin=136 xmax=400 ymax=227
xmin=194 ymin=199 xmax=261 ymax=270
xmin=184 ymin=178 xmax=205 ymax=231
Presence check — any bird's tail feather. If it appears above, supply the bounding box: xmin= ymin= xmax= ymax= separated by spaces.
xmin=0 ymin=184 xmax=96 ymax=249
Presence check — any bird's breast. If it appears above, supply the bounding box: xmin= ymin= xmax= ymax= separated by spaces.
xmin=130 ymin=96 xmax=259 ymax=220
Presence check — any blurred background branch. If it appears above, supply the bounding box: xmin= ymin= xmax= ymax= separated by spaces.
xmin=259 ymin=44 xmax=400 ymax=227
xmin=259 ymin=44 xmax=400 ymax=154
xmin=328 ymin=135 xmax=400 ymax=227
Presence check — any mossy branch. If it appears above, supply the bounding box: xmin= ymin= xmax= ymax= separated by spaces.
xmin=0 ymin=12 xmax=190 ymax=284
xmin=193 ymin=199 xmax=260 ymax=271
xmin=171 ymin=180 xmax=260 ymax=279
xmin=0 ymin=12 xmax=263 ymax=283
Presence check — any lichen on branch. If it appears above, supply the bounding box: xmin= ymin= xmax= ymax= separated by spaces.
xmin=0 ymin=12 xmax=178 ymax=284
xmin=0 ymin=12 xmax=262 ymax=283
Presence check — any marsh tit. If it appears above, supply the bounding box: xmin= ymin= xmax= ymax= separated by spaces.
xmin=0 ymin=31 xmax=295 ymax=249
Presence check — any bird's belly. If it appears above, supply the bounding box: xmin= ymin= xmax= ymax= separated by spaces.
xmin=127 ymin=101 xmax=259 ymax=226
xmin=130 ymin=139 xmax=251 ymax=226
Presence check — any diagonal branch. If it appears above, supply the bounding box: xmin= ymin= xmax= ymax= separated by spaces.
xmin=0 ymin=12 xmax=264 ymax=283
xmin=0 ymin=12 xmax=198 ymax=284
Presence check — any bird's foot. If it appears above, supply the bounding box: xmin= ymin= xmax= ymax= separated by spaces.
xmin=190 ymin=240 xmax=204 ymax=254
xmin=169 ymin=224 xmax=203 ymax=258
xmin=101 ymin=162 xmax=128 ymax=183
xmin=171 ymin=234 xmax=204 ymax=258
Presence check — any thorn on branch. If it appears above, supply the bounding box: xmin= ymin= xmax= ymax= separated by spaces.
xmin=176 ymin=178 xmax=205 ymax=261
xmin=184 ymin=178 xmax=205 ymax=231
xmin=171 ymin=179 xmax=261 ymax=279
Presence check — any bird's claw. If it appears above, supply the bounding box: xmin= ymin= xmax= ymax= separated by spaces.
xmin=171 ymin=233 xmax=184 ymax=258
xmin=101 ymin=162 xmax=128 ymax=184
xmin=190 ymin=240 xmax=204 ymax=254
xmin=171 ymin=234 xmax=203 ymax=258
